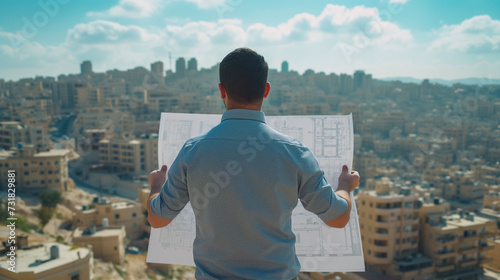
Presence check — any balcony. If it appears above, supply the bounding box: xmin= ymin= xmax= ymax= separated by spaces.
xmin=435 ymin=263 xmax=454 ymax=273
xmin=457 ymin=245 xmax=477 ymax=253
xmin=479 ymin=231 xmax=496 ymax=238
xmin=435 ymin=249 xmax=455 ymax=258
xmin=478 ymin=257 xmax=493 ymax=264
xmin=478 ymin=242 xmax=493 ymax=252
xmin=457 ymin=258 xmax=476 ymax=267
xmin=459 ymin=234 xmax=478 ymax=241
xmin=435 ymin=235 xmax=457 ymax=244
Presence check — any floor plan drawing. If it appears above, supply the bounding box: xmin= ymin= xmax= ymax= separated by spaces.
xmin=147 ymin=113 xmax=364 ymax=272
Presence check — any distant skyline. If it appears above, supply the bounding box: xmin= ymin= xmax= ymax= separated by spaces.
xmin=1 ymin=0 xmax=500 ymax=81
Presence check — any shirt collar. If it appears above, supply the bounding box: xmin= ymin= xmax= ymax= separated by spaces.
xmin=221 ymin=109 xmax=266 ymax=123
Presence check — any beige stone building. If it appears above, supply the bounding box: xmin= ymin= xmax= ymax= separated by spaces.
xmin=0 ymin=243 xmax=92 ymax=280
xmin=0 ymin=121 xmax=50 ymax=152
xmin=484 ymin=191 xmax=500 ymax=210
xmin=0 ymin=146 xmax=73 ymax=192
xmin=419 ymin=199 xmax=497 ymax=279
xmin=73 ymin=225 xmax=126 ymax=264
xmin=138 ymin=186 xmax=152 ymax=235
xmin=484 ymin=238 xmax=500 ymax=272
xmin=358 ymin=178 xmax=434 ymax=279
xmin=76 ymin=107 xmax=135 ymax=136
xmin=98 ymin=135 xmax=158 ymax=175
xmin=73 ymin=198 xmax=143 ymax=239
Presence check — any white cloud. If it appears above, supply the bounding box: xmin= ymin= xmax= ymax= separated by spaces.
xmin=184 ymin=0 xmax=227 ymax=10
xmin=247 ymin=4 xmax=412 ymax=47
xmin=389 ymin=0 xmax=408 ymax=4
xmin=1 ymin=4 xmax=416 ymax=80
xmin=66 ymin=20 xmax=162 ymax=46
xmin=87 ymin=0 xmax=164 ymax=19
xmin=429 ymin=15 xmax=500 ymax=52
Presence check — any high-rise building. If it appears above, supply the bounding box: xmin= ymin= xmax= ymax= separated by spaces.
xmin=353 ymin=70 xmax=365 ymax=91
xmin=81 ymin=60 xmax=93 ymax=75
xmin=176 ymin=57 xmax=186 ymax=76
xmin=281 ymin=61 xmax=289 ymax=73
xmin=187 ymin=58 xmax=198 ymax=72
xmin=339 ymin=73 xmax=353 ymax=95
xmin=358 ymin=178 xmax=433 ymax=279
xmin=150 ymin=61 xmax=164 ymax=84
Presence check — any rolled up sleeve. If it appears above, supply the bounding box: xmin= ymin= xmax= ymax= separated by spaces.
xmin=298 ymin=150 xmax=348 ymax=222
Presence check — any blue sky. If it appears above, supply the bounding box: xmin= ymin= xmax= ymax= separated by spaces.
xmin=0 ymin=0 xmax=499 ymax=81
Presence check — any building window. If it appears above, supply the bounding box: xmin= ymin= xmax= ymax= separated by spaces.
xmin=132 ymin=213 xmax=137 ymax=217
xmin=24 ymin=162 xmax=28 ymax=167
xmin=40 ymin=171 xmax=44 ymax=175
xmin=39 ymin=162 xmax=43 ymax=166
xmin=114 ymin=246 xmax=118 ymax=251
xmin=24 ymin=171 xmax=29 ymax=175
xmin=71 ymin=274 xmax=80 ymax=280
xmin=115 ymin=214 xmax=120 ymax=219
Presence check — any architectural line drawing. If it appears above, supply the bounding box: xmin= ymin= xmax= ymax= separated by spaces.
xmin=147 ymin=113 xmax=364 ymax=272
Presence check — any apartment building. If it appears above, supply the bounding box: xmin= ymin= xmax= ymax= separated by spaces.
xmin=358 ymin=178 xmax=433 ymax=279
xmin=0 ymin=121 xmax=49 ymax=152
xmin=76 ymin=107 xmax=135 ymax=136
xmin=484 ymin=238 xmax=500 ymax=272
xmin=98 ymin=135 xmax=158 ymax=175
xmin=0 ymin=243 xmax=92 ymax=280
xmin=73 ymin=225 xmax=126 ymax=264
xmin=0 ymin=146 xmax=73 ymax=192
xmin=419 ymin=199 xmax=497 ymax=279
xmin=73 ymin=198 xmax=143 ymax=239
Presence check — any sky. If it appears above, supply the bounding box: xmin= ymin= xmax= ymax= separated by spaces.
xmin=0 ymin=0 xmax=499 ymax=81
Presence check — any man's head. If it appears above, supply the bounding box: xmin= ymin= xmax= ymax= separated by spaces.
xmin=219 ymin=48 xmax=270 ymax=109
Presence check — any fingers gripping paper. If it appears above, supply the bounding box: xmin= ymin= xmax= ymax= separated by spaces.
xmin=147 ymin=113 xmax=364 ymax=272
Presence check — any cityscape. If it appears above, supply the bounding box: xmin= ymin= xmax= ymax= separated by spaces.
xmin=0 ymin=57 xmax=498 ymax=279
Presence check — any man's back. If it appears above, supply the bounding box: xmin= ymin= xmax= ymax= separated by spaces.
xmin=151 ymin=109 xmax=348 ymax=279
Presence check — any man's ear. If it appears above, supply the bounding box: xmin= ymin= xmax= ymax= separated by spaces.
xmin=219 ymin=83 xmax=227 ymax=99
xmin=263 ymin=82 xmax=270 ymax=99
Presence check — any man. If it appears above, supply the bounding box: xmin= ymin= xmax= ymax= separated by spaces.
xmin=148 ymin=48 xmax=360 ymax=279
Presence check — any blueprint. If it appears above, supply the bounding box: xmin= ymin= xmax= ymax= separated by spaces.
xmin=147 ymin=113 xmax=364 ymax=272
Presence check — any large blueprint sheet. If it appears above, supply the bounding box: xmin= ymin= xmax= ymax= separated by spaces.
xmin=147 ymin=113 xmax=364 ymax=272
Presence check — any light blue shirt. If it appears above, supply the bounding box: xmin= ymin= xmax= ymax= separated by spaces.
xmin=151 ymin=109 xmax=348 ymax=280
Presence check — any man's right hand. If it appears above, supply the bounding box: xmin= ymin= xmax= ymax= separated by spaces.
xmin=337 ymin=165 xmax=359 ymax=193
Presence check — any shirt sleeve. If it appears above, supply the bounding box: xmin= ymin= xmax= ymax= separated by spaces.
xmin=150 ymin=146 xmax=190 ymax=220
xmin=297 ymin=149 xmax=348 ymax=222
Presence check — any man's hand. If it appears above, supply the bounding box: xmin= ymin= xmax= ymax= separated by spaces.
xmin=337 ymin=165 xmax=360 ymax=193
xmin=325 ymin=165 xmax=360 ymax=228
xmin=149 ymin=165 xmax=167 ymax=193
xmin=147 ymin=165 xmax=172 ymax=228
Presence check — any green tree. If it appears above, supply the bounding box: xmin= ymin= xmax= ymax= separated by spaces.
xmin=38 ymin=207 xmax=55 ymax=228
xmin=39 ymin=190 xmax=63 ymax=208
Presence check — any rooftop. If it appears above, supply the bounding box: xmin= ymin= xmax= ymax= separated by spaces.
xmin=73 ymin=226 xmax=124 ymax=238
xmin=0 ymin=243 xmax=90 ymax=274
xmin=34 ymin=149 xmax=70 ymax=157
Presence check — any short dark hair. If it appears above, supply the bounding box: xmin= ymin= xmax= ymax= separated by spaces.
xmin=219 ymin=48 xmax=268 ymax=103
